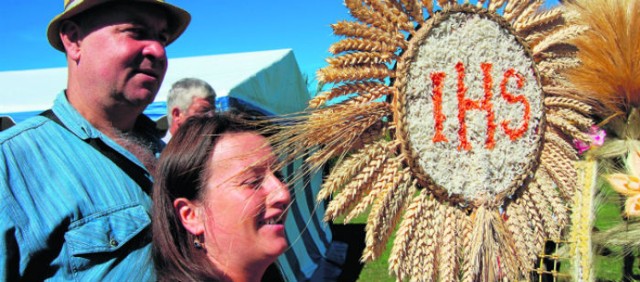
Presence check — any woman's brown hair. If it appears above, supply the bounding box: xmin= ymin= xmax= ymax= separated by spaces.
xmin=152 ymin=112 xmax=263 ymax=281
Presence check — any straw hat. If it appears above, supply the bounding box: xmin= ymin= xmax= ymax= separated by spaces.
xmin=47 ymin=0 xmax=191 ymax=52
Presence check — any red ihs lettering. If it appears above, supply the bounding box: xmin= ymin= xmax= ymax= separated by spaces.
xmin=456 ymin=62 xmax=496 ymax=151
xmin=428 ymin=63 xmax=531 ymax=150
xmin=431 ymin=72 xmax=448 ymax=143
xmin=500 ymin=69 xmax=530 ymax=141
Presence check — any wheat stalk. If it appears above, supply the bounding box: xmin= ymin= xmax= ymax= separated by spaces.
xmin=545 ymin=131 xmax=579 ymax=161
xmin=503 ymin=0 xmax=529 ymax=22
xmin=329 ymin=38 xmax=399 ymax=54
xmin=541 ymin=142 xmax=578 ymax=200
xmin=421 ymin=0 xmax=434 ymax=16
xmin=488 ymin=0 xmax=507 ymax=13
xmin=398 ymin=0 xmax=424 ymax=24
xmin=411 ymin=194 xmax=438 ymax=281
xmin=331 ymin=20 xmax=406 ymax=48
xmin=544 ymin=96 xmax=592 ymax=115
xmin=306 ymin=106 xmax=389 ymax=167
xmin=327 ymin=51 xmax=397 ymax=67
xmin=538 ymin=167 xmax=570 ymax=231
xmin=506 ymin=198 xmax=536 ymax=266
xmin=546 ymin=115 xmax=591 ymax=143
xmin=531 ymin=25 xmax=588 ymax=55
xmin=318 ymin=139 xmax=390 ymax=201
xmin=389 ymin=191 xmax=424 ymax=280
xmin=548 ymin=108 xmax=592 ymax=131
xmin=324 ymin=155 xmax=386 ymax=221
xmin=345 ymin=157 xmax=401 ymax=222
xmin=438 ymin=203 xmax=459 ymax=282
xmin=345 ymin=0 xmax=398 ymax=32
xmin=310 ymin=81 xmax=392 ymax=108
xmin=366 ymin=0 xmax=416 ymax=32
xmin=317 ymin=64 xmax=393 ymax=83
xmin=363 ymin=173 xmax=415 ymax=261
xmin=512 ymin=0 xmax=546 ymax=32
xmin=529 ymin=174 xmax=560 ymax=239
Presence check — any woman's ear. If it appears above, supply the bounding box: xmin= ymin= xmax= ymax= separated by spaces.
xmin=174 ymin=198 xmax=205 ymax=236
xmin=59 ymin=20 xmax=82 ymax=60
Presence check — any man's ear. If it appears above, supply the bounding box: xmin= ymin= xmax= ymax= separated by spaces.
xmin=173 ymin=198 xmax=205 ymax=236
xmin=59 ymin=20 xmax=82 ymax=60
xmin=171 ymin=107 xmax=184 ymax=128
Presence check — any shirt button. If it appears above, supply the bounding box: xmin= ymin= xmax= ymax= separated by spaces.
xmin=109 ymin=239 xmax=119 ymax=247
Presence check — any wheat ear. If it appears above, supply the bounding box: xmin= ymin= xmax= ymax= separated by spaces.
xmin=362 ymin=173 xmax=415 ymax=261
xmin=389 ymin=191 xmax=424 ymax=280
xmin=345 ymin=157 xmax=401 ymax=222
xmin=438 ymin=203 xmax=460 ymax=282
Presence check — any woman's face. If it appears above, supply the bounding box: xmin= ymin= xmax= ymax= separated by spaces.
xmin=201 ymin=131 xmax=290 ymax=267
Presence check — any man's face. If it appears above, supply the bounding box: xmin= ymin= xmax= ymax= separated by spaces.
xmin=171 ymin=96 xmax=214 ymax=133
xmin=185 ymin=96 xmax=215 ymax=118
xmin=74 ymin=3 xmax=170 ymax=108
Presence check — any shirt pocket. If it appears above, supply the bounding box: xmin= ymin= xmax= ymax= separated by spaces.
xmin=65 ymin=204 xmax=151 ymax=273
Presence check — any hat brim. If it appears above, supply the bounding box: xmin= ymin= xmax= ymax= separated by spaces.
xmin=47 ymin=0 xmax=190 ymax=52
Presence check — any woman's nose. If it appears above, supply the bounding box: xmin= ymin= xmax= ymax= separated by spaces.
xmin=266 ymin=174 xmax=291 ymax=209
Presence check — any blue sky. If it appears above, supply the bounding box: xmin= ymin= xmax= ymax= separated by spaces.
xmin=0 ymin=0 xmax=559 ymax=88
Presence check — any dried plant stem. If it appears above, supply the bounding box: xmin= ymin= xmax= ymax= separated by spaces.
xmin=389 ymin=191 xmax=424 ymax=280
xmin=363 ymin=173 xmax=415 ymax=261
xmin=344 ymin=157 xmax=401 ymax=222
xmin=318 ymin=139 xmax=391 ymax=201
xmin=544 ymin=96 xmax=592 ymax=116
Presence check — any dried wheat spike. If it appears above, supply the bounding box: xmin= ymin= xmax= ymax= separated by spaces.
xmin=331 ymin=21 xmax=406 ymax=49
xmin=475 ymin=0 xmax=487 ymax=9
xmin=506 ymin=199 xmax=536 ymax=266
xmin=306 ymin=107 xmax=389 ymax=167
xmin=548 ymin=108 xmax=592 ymax=130
xmin=514 ymin=7 xmax=562 ymax=33
xmin=437 ymin=0 xmax=449 ymax=8
xmin=317 ymin=65 xmax=393 ymax=83
xmin=362 ymin=171 xmax=414 ymax=261
xmin=488 ymin=0 xmax=507 ymax=13
xmin=546 ymin=115 xmax=591 ymax=143
xmin=318 ymin=139 xmax=390 ymax=201
xmin=345 ymin=0 xmax=397 ymax=32
xmin=503 ymin=0 xmax=529 ymax=22
xmin=512 ymin=0 xmax=542 ymax=27
xmin=545 ymin=131 xmax=579 ymax=161
xmin=389 ymin=191 xmax=425 ymax=280
xmin=365 ymin=0 xmax=416 ymax=33
xmin=410 ymin=194 xmax=437 ymax=281
xmin=398 ymin=0 xmax=424 ymax=24
xmin=529 ymin=174 xmax=560 ymax=239
xmin=541 ymin=139 xmax=578 ymax=199
xmin=421 ymin=0 xmax=434 ymax=16
xmin=538 ymin=167 xmax=569 ymax=230
xmin=538 ymin=56 xmax=581 ymax=75
xmin=522 ymin=189 xmax=546 ymax=254
xmin=544 ymin=96 xmax=592 ymax=115
xmin=323 ymin=153 xmax=388 ymax=221
xmin=457 ymin=208 xmax=474 ymax=282
xmin=532 ymin=25 xmax=589 ymax=55
xmin=310 ymin=81 xmax=391 ymax=108
xmin=438 ymin=204 xmax=459 ymax=282
xmin=330 ymin=38 xmax=398 ymax=54
xmin=345 ymin=157 xmax=401 ymax=222
xmin=327 ymin=52 xmax=397 ymax=67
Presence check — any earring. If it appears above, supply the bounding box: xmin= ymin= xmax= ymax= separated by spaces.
xmin=194 ymin=237 xmax=203 ymax=249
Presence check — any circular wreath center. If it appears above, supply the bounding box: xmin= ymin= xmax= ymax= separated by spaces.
xmin=397 ymin=10 xmax=544 ymax=204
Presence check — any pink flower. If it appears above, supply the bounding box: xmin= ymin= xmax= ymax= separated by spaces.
xmin=573 ymin=125 xmax=606 ymax=154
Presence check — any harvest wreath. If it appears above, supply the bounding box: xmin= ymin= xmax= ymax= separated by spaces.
xmin=269 ymin=0 xmax=592 ymax=280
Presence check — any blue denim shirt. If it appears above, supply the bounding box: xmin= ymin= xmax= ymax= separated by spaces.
xmin=0 ymin=92 xmax=159 ymax=281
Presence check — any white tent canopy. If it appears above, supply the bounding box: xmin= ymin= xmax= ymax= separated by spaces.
xmin=0 ymin=48 xmax=309 ymax=119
